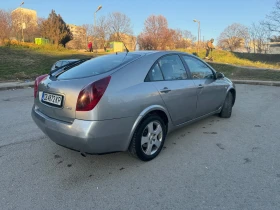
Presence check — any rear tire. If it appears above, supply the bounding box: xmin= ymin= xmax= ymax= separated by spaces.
xmin=219 ymin=92 xmax=233 ymax=118
xmin=129 ymin=115 xmax=167 ymax=161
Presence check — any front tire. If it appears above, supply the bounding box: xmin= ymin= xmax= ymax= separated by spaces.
xmin=129 ymin=115 xmax=167 ymax=161
xmin=219 ymin=92 xmax=233 ymax=118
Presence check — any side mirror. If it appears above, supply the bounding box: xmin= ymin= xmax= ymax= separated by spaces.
xmin=216 ymin=72 xmax=224 ymax=79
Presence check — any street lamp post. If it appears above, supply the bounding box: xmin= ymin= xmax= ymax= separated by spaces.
xmin=94 ymin=5 xmax=102 ymax=53
xmin=19 ymin=1 xmax=24 ymax=42
xmin=193 ymin=19 xmax=200 ymax=53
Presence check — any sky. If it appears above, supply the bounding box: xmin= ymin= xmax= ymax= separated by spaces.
xmin=1 ymin=0 xmax=277 ymax=43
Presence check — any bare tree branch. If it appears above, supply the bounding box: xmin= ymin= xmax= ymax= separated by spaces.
xmin=218 ymin=23 xmax=249 ymax=51
xmin=108 ymin=12 xmax=133 ymax=40
xmin=94 ymin=16 xmax=110 ymax=48
xmin=0 ymin=9 xmax=12 ymax=42
xmin=249 ymin=22 xmax=271 ymax=53
xmin=263 ymin=0 xmax=280 ymax=33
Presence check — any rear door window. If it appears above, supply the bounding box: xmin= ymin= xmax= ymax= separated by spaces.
xmin=58 ymin=53 xmax=141 ymax=79
xmin=158 ymin=55 xmax=188 ymax=80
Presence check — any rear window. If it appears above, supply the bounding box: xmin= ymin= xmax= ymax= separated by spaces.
xmin=58 ymin=53 xmax=141 ymax=79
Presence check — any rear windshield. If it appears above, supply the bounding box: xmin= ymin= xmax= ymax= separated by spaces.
xmin=58 ymin=53 xmax=141 ymax=79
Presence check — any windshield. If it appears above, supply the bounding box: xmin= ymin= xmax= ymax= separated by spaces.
xmin=58 ymin=53 xmax=141 ymax=79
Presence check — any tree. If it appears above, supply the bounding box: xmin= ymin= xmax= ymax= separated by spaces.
xmin=40 ymin=10 xmax=72 ymax=46
xmin=138 ymin=32 xmax=157 ymax=50
xmin=270 ymin=35 xmax=280 ymax=42
xmin=171 ymin=29 xmax=184 ymax=49
xmin=249 ymin=22 xmax=271 ymax=53
xmin=0 ymin=9 xmax=12 ymax=42
xmin=175 ymin=30 xmax=196 ymax=48
xmin=94 ymin=16 xmax=110 ymax=49
xmin=263 ymin=0 xmax=280 ymax=33
xmin=218 ymin=23 xmax=249 ymax=51
xmin=108 ymin=12 xmax=133 ymax=41
xmin=138 ymin=15 xmax=196 ymax=50
xmin=183 ymin=30 xmax=196 ymax=43
xmin=138 ymin=15 xmax=172 ymax=50
xmin=145 ymin=15 xmax=170 ymax=50
xmin=82 ymin=23 xmax=94 ymax=45
xmin=169 ymin=29 xmax=195 ymax=49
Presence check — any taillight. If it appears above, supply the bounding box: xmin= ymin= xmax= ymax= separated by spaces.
xmin=34 ymin=74 xmax=48 ymax=98
xmin=76 ymin=76 xmax=111 ymax=111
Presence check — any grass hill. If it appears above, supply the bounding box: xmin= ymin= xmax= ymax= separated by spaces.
xmin=181 ymin=49 xmax=280 ymax=70
xmin=1 ymin=43 xmax=280 ymax=81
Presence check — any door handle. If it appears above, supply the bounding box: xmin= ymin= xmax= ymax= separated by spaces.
xmin=198 ymin=84 xmax=204 ymax=89
xmin=160 ymin=87 xmax=171 ymax=93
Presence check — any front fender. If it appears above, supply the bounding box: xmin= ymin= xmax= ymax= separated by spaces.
xmin=226 ymin=82 xmax=236 ymax=106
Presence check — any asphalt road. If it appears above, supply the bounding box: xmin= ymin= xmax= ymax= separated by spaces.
xmin=0 ymin=85 xmax=280 ymax=210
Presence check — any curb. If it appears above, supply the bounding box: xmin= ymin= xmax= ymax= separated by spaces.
xmin=0 ymin=82 xmax=34 ymax=91
xmin=232 ymin=80 xmax=280 ymax=87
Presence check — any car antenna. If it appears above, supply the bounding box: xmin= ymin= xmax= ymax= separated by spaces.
xmin=113 ymin=27 xmax=129 ymax=53
xmin=122 ymin=40 xmax=129 ymax=53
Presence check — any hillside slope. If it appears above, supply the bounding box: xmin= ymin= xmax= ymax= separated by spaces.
xmin=1 ymin=46 xmax=280 ymax=81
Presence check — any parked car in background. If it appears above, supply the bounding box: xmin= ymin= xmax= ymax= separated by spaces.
xmin=32 ymin=51 xmax=236 ymax=161
xmin=50 ymin=59 xmax=79 ymax=73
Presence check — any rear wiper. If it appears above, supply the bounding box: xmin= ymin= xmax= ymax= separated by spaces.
xmin=50 ymin=61 xmax=78 ymax=76
xmin=51 ymin=58 xmax=91 ymax=77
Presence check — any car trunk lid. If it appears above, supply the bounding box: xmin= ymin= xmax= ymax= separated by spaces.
xmin=35 ymin=75 xmax=107 ymax=123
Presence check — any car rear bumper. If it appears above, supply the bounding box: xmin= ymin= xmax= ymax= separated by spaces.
xmin=31 ymin=106 xmax=135 ymax=154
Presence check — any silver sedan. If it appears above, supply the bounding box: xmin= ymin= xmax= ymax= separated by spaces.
xmin=32 ymin=51 xmax=236 ymax=161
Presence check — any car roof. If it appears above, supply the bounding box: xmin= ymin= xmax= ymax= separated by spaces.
xmin=131 ymin=50 xmax=193 ymax=56
xmin=57 ymin=59 xmax=79 ymax=62
xmin=125 ymin=50 xmax=159 ymax=55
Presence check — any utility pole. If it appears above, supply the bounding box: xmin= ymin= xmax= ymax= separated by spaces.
xmin=94 ymin=5 xmax=102 ymax=53
xmin=193 ymin=19 xmax=200 ymax=53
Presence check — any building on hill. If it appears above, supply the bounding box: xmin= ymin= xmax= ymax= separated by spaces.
xmin=66 ymin=24 xmax=86 ymax=49
xmin=67 ymin=24 xmax=107 ymax=51
xmin=269 ymin=42 xmax=280 ymax=54
xmin=11 ymin=8 xmax=37 ymax=42
xmin=218 ymin=37 xmax=279 ymax=54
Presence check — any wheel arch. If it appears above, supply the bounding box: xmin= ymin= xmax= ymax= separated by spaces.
xmin=228 ymin=88 xmax=236 ymax=106
xmin=126 ymin=105 xmax=171 ymax=150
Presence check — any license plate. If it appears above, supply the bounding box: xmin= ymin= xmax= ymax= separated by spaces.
xmin=42 ymin=92 xmax=63 ymax=107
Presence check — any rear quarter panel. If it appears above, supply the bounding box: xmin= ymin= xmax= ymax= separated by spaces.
xmin=76 ymin=53 xmax=168 ymax=121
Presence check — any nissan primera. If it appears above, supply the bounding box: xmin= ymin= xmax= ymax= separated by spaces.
xmin=32 ymin=51 xmax=236 ymax=161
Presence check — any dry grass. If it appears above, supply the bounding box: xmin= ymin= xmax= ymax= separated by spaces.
xmin=0 ymin=47 xmax=103 ymax=81
xmin=0 ymin=41 xmax=110 ymax=80
xmin=207 ymin=63 xmax=280 ymax=81
xmin=179 ymin=48 xmax=280 ymax=70
xmin=1 ymin=44 xmax=280 ymax=81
